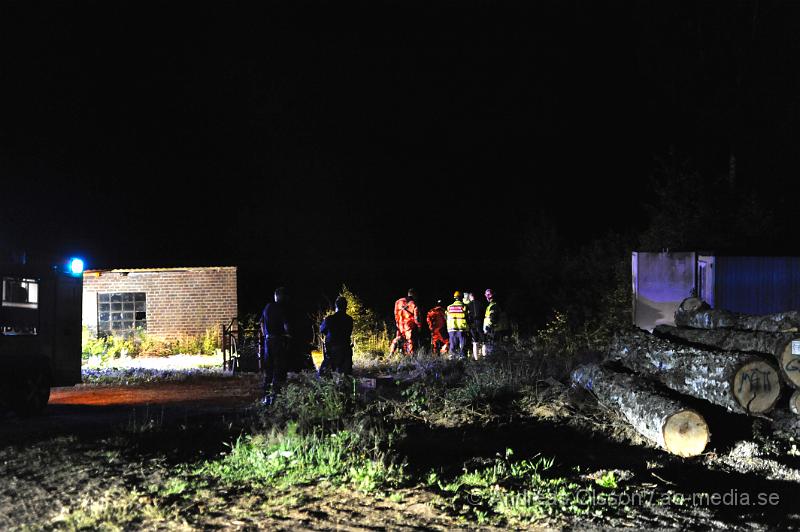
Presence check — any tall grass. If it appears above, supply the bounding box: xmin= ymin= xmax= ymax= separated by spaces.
xmin=197 ymin=422 xmax=405 ymax=493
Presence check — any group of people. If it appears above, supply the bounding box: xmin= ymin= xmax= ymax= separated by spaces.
xmin=259 ymin=285 xmax=510 ymax=403
xmin=389 ymin=288 xmax=510 ymax=359
xmin=259 ymin=287 xmax=354 ymax=404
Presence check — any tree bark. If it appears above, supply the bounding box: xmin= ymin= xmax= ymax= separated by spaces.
xmin=654 ymin=325 xmax=800 ymax=389
xmin=571 ymin=363 xmax=709 ymax=457
xmin=610 ymin=330 xmax=781 ymax=415
xmin=675 ymin=297 xmax=800 ymax=333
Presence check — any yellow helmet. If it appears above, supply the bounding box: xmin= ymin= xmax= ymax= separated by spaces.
xmin=453 ymin=290 xmax=462 ymax=299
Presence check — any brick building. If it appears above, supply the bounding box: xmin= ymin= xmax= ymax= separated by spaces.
xmin=81 ymin=266 xmax=237 ymax=340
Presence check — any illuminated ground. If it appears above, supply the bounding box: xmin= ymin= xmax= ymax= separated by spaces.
xmin=49 ymin=377 xmax=258 ymax=408
xmin=2 ymin=356 xmax=800 ymax=530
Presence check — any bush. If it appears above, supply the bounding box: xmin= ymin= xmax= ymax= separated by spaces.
xmin=82 ymin=328 xmax=221 ymax=360
xmin=316 ymin=285 xmax=391 ymax=359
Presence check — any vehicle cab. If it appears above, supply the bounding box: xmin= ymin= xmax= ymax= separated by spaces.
xmin=0 ymin=260 xmax=83 ymax=415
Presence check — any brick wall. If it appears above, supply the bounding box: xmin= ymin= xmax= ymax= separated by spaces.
xmin=82 ymin=267 xmax=237 ymax=340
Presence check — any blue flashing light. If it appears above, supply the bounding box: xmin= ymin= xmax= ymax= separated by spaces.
xmin=69 ymin=258 xmax=85 ymax=275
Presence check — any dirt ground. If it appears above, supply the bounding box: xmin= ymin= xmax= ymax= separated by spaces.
xmin=0 ymin=374 xmax=468 ymax=531
xmin=3 ymin=372 xmax=800 ymax=530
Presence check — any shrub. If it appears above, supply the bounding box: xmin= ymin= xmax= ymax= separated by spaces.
xmin=82 ymin=328 xmax=221 ymax=360
xmin=315 ymin=285 xmax=392 ymax=358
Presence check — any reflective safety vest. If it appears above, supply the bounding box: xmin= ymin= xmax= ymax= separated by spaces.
xmin=484 ymin=301 xmax=509 ymax=333
xmin=446 ymin=299 xmax=469 ymax=332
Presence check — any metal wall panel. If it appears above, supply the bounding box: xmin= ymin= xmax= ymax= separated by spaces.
xmin=716 ymin=256 xmax=800 ymax=314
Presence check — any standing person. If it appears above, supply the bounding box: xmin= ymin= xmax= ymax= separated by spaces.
xmin=319 ymin=296 xmax=354 ymax=376
xmin=389 ymin=288 xmax=422 ymax=355
xmin=426 ymin=299 xmax=449 ymax=355
xmin=483 ymin=288 xmax=509 ymax=355
xmin=260 ymin=287 xmax=292 ymax=404
xmin=465 ymin=291 xmax=485 ymax=358
xmin=446 ymin=291 xmax=470 ymax=358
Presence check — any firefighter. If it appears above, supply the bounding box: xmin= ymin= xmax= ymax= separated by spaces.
xmin=260 ymin=286 xmax=292 ymax=404
xmin=389 ymin=288 xmax=422 ymax=355
xmin=319 ymin=296 xmax=354 ymax=376
xmin=446 ymin=291 xmax=470 ymax=358
xmin=483 ymin=288 xmax=510 ymax=355
xmin=426 ymin=299 xmax=449 ymax=355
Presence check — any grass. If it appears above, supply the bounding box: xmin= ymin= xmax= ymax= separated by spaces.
xmin=55 ymin=286 xmax=636 ymax=528
xmin=46 ymin=488 xmax=190 ymax=531
xmin=33 ymin=339 xmax=631 ymax=530
xmin=196 ymin=422 xmax=405 ymax=493
xmin=429 ymin=448 xmax=601 ymax=524
xmin=254 ymin=371 xmax=359 ymax=432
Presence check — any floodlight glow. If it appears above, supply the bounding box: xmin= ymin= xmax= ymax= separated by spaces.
xmin=69 ymin=258 xmax=85 ymax=275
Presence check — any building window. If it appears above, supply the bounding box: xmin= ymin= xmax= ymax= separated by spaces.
xmin=2 ymin=277 xmax=39 ymax=309
xmin=1 ymin=277 xmax=39 ymax=335
xmin=98 ymin=292 xmax=146 ymax=336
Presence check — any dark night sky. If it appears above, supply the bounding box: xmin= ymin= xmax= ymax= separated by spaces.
xmin=3 ymin=1 xmax=800 ymax=314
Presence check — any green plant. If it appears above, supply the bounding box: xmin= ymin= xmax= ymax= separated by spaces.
xmin=82 ymin=331 xmax=138 ymax=362
xmin=82 ymin=328 xmax=221 ymax=360
xmin=48 ymin=488 xmax=188 ymax=531
xmin=315 ymin=285 xmax=392 ymax=359
xmin=435 ymin=448 xmax=593 ymax=524
xmin=262 ymin=373 xmax=357 ymax=432
xmin=594 ymin=471 xmax=618 ymax=489
xmin=196 ymin=422 xmax=405 ymax=493
xmin=535 ymin=310 xmax=582 ymax=354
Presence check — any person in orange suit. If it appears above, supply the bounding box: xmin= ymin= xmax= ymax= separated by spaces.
xmin=426 ymin=300 xmax=449 ymax=355
xmin=389 ymin=288 xmax=422 ymax=355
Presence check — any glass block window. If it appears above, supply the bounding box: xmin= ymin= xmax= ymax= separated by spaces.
xmin=98 ymin=292 xmax=146 ymax=336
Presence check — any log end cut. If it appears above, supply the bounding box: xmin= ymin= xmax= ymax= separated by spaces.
xmin=663 ymin=410 xmax=709 ymax=457
xmin=732 ymin=360 xmax=781 ymax=414
xmin=778 ymin=339 xmax=800 ymax=389
xmin=678 ymin=297 xmax=710 ymax=314
xmin=790 ymin=390 xmax=800 ymax=415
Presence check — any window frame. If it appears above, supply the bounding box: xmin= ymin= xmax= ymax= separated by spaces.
xmin=97 ymin=292 xmax=147 ymax=336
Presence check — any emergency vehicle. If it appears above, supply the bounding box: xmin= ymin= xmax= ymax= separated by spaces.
xmin=0 ymin=258 xmax=84 ymax=415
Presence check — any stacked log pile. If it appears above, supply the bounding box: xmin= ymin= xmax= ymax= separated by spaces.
xmin=572 ymin=297 xmax=800 ymax=457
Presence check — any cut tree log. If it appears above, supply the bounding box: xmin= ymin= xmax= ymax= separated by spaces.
xmin=571 ymin=363 xmax=709 ymax=457
xmin=654 ymin=325 xmax=800 ymax=390
xmin=610 ymin=330 xmax=781 ymax=415
xmin=791 ymin=390 xmax=800 ymax=415
xmin=675 ymin=297 xmax=800 ymax=333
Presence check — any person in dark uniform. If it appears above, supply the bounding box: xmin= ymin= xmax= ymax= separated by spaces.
xmin=319 ymin=296 xmax=354 ymax=376
xmin=260 ymin=286 xmax=291 ymax=403
xmin=465 ymin=291 xmax=485 ymax=357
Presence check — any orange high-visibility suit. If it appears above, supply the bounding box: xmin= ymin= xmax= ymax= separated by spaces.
xmin=389 ymin=296 xmax=421 ymax=355
xmin=426 ymin=305 xmax=449 ymax=354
